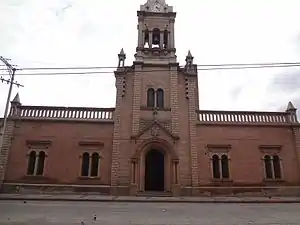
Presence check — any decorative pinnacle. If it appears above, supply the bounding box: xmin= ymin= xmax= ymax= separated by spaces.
xmin=11 ymin=93 xmax=20 ymax=104
xmin=187 ymin=50 xmax=193 ymax=58
xmin=119 ymin=48 xmax=125 ymax=56
xmin=286 ymin=101 xmax=297 ymax=111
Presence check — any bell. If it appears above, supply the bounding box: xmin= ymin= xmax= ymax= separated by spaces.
xmin=153 ymin=35 xmax=160 ymax=45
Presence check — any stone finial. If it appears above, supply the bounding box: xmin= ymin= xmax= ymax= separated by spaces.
xmin=187 ymin=50 xmax=193 ymax=58
xmin=10 ymin=93 xmax=21 ymax=116
xmin=119 ymin=48 xmax=125 ymax=57
xmin=185 ymin=50 xmax=194 ymax=66
xmin=118 ymin=48 xmax=126 ymax=68
xmin=11 ymin=93 xmax=21 ymax=105
xmin=286 ymin=101 xmax=297 ymax=112
xmin=185 ymin=50 xmax=193 ymax=62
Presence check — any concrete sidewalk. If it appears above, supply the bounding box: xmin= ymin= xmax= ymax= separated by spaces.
xmin=0 ymin=194 xmax=300 ymax=203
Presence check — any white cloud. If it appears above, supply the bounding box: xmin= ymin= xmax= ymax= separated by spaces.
xmin=1 ymin=0 xmax=300 ymax=116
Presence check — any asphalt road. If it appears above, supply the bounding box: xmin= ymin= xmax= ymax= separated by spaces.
xmin=0 ymin=201 xmax=299 ymax=225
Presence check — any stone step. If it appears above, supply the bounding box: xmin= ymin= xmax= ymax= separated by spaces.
xmin=136 ymin=191 xmax=173 ymax=197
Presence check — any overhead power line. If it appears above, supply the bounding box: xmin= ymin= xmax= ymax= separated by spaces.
xmin=0 ymin=61 xmax=300 ymax=71
xmin=0 ymin=63 xmax=300 ymax=76
xmin=0 ymin=76 xmax=24 ymax=87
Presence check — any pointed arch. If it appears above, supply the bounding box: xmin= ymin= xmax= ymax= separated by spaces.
xmin=132 ymin=137 xmax=178 ymax=160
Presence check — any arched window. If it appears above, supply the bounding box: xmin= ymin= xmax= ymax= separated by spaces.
xmin=211 ymin=154 xmax=230 ymax=179
xmin=80 ymin=152 xmax=100 ymax=177
xmin=144 ymin=29 xmax=149 ymax=48
xmin=81 ymin=152 xmax=90 ymax=177
xmin=152 ymin=28 xmax=160 ymax=47
xmin=156 ymin=88 xmax=164 ymax=108
xmin=264 ymin=155 xmax=273 ymax=179
xmin=212 ymin=155 xmax=220 ymax=179
xmin=273 ymin=155 xmax=281 ymax=179
xmin=221 ymin=155 xmax=229 ymax=178
xmin=36 ymin=151 xmax=46 ymax=176
xmin=163 ymin=29 xmax=168 ymax=49
xmin=91 ymin=153 xmax=100 ymax=177
xmin=147 ymin=88 xmax=155 ymax=107
xmin=27 ymin=151 xmax=36 ymax=175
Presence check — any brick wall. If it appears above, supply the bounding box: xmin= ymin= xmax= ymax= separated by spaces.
xmin=186 ymin=75 xmax=199 ymax=187
xmin=196 ymin=125 xmax=299 ymax=186
xmin=131 ymin=65 xmax=142 ymax=135
xmin=291 ymin=127 xmax=300 ymax=182
xmin=111 ymin=72 xmax=124 ymax=186
xmin=4 ymin=120 xmax=114 ymax=185
xmin=0 ymin=120 xmax=15 ymax=188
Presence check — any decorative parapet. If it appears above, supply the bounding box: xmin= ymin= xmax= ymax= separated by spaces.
xmin=196 ymin=110 xmax=298 ymax=126
xmin=9 ymin=105 xmax=115 ymax=122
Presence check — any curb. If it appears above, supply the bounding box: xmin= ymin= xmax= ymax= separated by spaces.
xmin=0 ymin=197 xmax=300 ymax=204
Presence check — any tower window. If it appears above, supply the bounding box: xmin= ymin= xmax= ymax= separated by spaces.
xmin=163 ymin=30 xmax=168 ymax=49
xmin=152 ymin=28 xmax=160 ymax=48
xmin=147 ymin=88 xmax=155 ymax=107
xmin=156 ymin=88 xmax=164 ymax=108
xmin=144 ymin=29 xmax=149 ymax=48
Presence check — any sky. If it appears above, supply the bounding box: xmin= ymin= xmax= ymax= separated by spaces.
xmin=1 ymin=0 xmax=300 ymax=117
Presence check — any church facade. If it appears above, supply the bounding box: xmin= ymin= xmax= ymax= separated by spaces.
xmin=1 ymin=0 xmax=300 ymax=196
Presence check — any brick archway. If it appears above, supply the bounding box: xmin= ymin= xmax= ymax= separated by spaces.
xmin=131 ymin=138 xmax=179 ymax=193
xmin=132 ymin=137 xmax=179 ymax=160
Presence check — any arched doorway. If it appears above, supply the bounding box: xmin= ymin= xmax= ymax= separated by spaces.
xmin=145 ymin=149 xmax=165 ymax=191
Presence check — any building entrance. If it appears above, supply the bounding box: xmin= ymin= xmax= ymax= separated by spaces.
xmin=144 ymin=149 xmax=165 ymax=191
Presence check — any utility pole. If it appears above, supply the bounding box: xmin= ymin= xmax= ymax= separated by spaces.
xmin=0 ymin=56 xmax=23 ymax=190
xmin=0 ymin=56 xmax=23 ymax=156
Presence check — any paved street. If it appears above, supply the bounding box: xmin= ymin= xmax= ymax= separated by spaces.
xmin=0 ymin=201 xmax=299 ymax=225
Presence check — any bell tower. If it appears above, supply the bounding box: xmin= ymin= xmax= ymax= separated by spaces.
xmin=135 ymin=0 xmax=177 ymax=64
xmin=111 ymin=0 xmax=200 ymax=195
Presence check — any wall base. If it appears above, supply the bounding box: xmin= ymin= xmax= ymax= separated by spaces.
xmin=181 ymin=186 xmax=300 ymax=197
xmin=2 ymin=183 xmax=300 ymax=197
xmin=1 ymin=183 xmax=111 ymax=195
